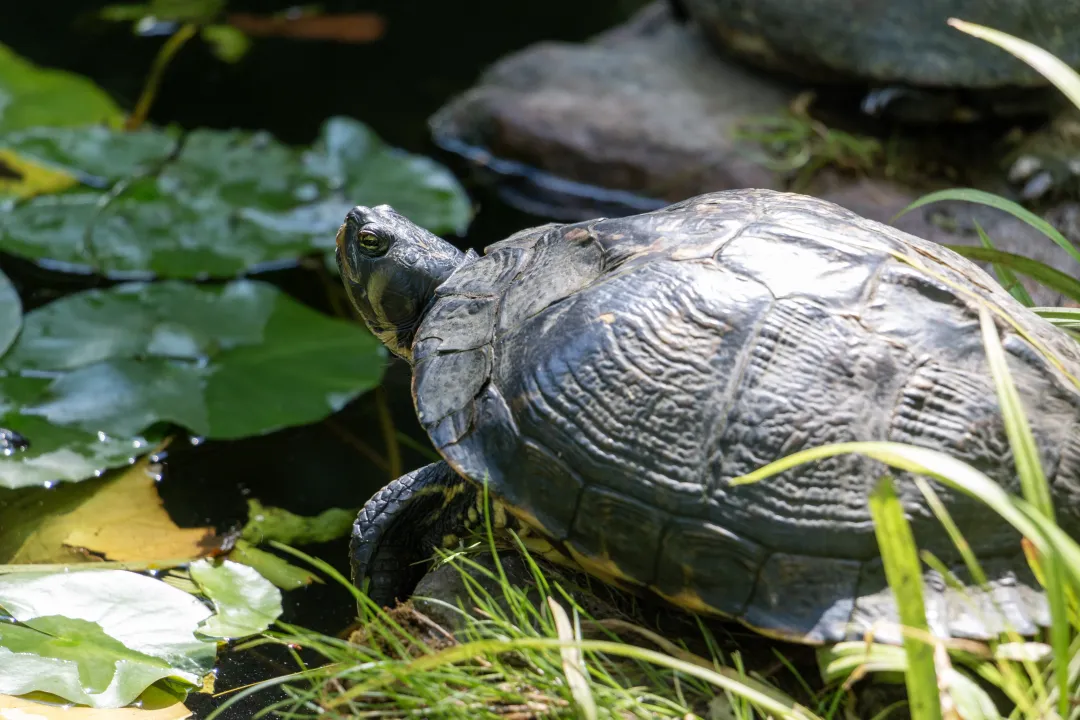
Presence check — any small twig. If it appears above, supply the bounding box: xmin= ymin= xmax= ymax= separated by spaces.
xmin=127 ymin=22 xmax=199 ymax=130
xmin=376 ymin=386 xmax=402 ymax=480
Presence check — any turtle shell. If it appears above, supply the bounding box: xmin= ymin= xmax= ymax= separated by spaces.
xmin=410 ymin=188 xmax=1080 ymax=644
xmin=678 ymin=0 xmax=1080 ymax=89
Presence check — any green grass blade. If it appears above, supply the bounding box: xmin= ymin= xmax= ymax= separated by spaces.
xmin=978 ymin=306 xmax=1071 ymax=716
xmin=973 ymin=220 xmax=1035 ymax=307
xmin=730 ymin=442 xmax=1080 ymax=582
xmin=978 ymin=307 xmax=1054 ymax=516
xmin=868 ymin=475 xmax=942 ymax=720
xmin=942 ymin=245 xmax=1080 ymax=305
xmin=1032 ymin=307 xmax=1080 ymax=329
xmin=894 ymin=188 xmax=1080 ymax=268
xmin=947 ymin=19 xmax=1080 ymax=113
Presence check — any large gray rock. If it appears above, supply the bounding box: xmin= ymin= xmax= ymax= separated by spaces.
xmin=430 ymin=2 xmax=794 ymax=219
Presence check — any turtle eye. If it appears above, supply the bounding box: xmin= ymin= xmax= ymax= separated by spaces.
xmin=356 ymin=230 xmax=390 ymax=256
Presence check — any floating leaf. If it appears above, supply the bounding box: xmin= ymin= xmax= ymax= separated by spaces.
xmin=0 ymin=44 xmax=124 ymax=133
xmin=0 ymin=266 xmax=20 ymax=357
xmin=227 ymin=540 xmax=319 ymax=590
xmin=2 ymin=125 xmax=177 ymax=184
xmin=189 ymin=559 xmax=282 ymax=639
xmin=0 ymin=117 xmax=471 ymax=278
xmin=0 ymin=693 xmax=191 ymax=719
xmin=0 ymin=617 xmax=184 ymax=709
xmin=304 ymin=116 xmax=472 ymax=236
xmin=0 ymin=475 xmax=107 ymax=563
xmin=0 ymin=570 xmax=216 ymax=707
xmin=46 ymin=457 xmax=216 ymax=564
xmin=0 ymin=280 xmax=383 ymax=488
xmin=240 ymin=498 xmax=356 ymax=546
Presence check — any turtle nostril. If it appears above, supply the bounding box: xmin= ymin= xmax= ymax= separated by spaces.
xmin=346 ymin=207 xmax=368 ymax=228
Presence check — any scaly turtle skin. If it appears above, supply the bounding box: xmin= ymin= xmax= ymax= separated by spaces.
xmin=337 ymin=189 xmax=1080 ymax=645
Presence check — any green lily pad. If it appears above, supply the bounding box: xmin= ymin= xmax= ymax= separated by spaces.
xmin=0 ymin=43 xmax=124 ymax=133
xmin=0 ymin=279 xmax=384 ymax=488
xmin=0 ymin=117 xmax=472 ymax=278
xmin=189 ymin=559 xmax=282 ymax=639
xmin=0 ymin=267 xmax=20 ymax=357
xmin=0 ymin=617 xmax=185 ymax=708
xmin=0 ymin=570 xmax=216 ymax=708
xmin=1 ymin=125 xmax=177 ymax=185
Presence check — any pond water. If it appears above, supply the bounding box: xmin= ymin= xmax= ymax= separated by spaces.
xmin=0 ymin=1 xmax=649 ymax=716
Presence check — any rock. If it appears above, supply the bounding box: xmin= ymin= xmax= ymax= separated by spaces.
xmin=430 ymin=1 xmax=796 ymax=220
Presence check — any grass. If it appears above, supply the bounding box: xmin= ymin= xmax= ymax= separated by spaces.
xmin=203 ymin=20 xmax=1080 ymax=720
xmin=207 ymin=530 xmax=846 ymax=719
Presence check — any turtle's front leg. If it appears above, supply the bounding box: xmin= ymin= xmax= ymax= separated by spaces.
xmin=351 ymin=461 xmax=511 ymax=608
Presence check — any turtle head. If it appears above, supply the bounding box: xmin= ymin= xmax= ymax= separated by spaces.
xmin=337 ymin=204 xmax=466 ymax=362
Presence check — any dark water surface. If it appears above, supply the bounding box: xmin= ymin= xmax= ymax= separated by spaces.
xmin=0 ymin=1 xmax=643 ymax=716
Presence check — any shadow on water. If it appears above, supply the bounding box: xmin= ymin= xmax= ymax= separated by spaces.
xmin=0 ymin=0 xmax=645 ymax=716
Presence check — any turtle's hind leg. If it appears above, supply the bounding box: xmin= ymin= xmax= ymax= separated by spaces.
xmin=351 ymin=461 xmax=511 ymax=608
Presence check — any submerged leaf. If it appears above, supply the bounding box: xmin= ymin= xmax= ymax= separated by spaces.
xmin=227 ymin=540 xmax=319 ymax=590
xmin=0 ymin=43 xmax=124 ymax=133
xmin=240 ymin=498 xmax=356 ymax=546
xmin=0 ymin=280 xmax=383 ymax=487
xmin=189 ymin=559 xmax=282 ymax=639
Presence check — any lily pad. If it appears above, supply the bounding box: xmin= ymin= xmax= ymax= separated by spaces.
xmin=189 ymin=559 xmax=282 ymax=639
xmin=0 ymin=570 xmax=216 ymax=707
xmin=0 ymin=43 xmax=124 ymax=133
xmin=0 ymin=267 xmax=19 ymax=357
xmin=0 ymin=117 xmax=472 ymax=278
xmin=0 ymin=279 xmax=383 ymax=488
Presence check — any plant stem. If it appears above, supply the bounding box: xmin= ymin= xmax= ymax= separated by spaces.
xmin=126 ymin=22 xmax=199 ymax=130
xmin=376 ymin=386 xmax=402 ymax=480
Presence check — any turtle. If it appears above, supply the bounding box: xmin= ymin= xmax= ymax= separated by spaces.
xmin=670 ymin=0 xmax=1080 ymax=122
xmin=336 ymin=187 xmax=1080 ymax=644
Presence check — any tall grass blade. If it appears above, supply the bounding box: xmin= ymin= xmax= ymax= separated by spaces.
xmin=1032 ymin=307 xmax=1080 ymax=329
xmin=942 ymin=245 xmax=1080 ymax=305
xmin=978 ymin=306 xmax=1071 ymax=717
xmin=947 ymin=19 xmax=1080 ymax=113
xmin=868 ymin=475 xmax=942 ymax=720
xmin=978 ymin=307 xmax=1054 ymax=516
xmin=732 ymin=442 xmax=1080 ymax=591
xmin=547 ymin=596 xmax=598 ymax=720
xmin=895 ymin=188 xmax=1080 ymax=267
xmin=973 ymin=221 xmax=1035 ymax=306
